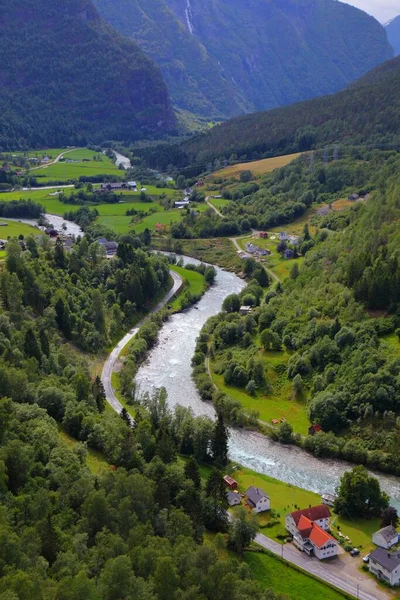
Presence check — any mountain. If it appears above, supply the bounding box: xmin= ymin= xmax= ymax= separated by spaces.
xmin=95 ymin=0 xmax=393 ymax=119
xmin=386 ymin=16 xmax=400 ymax=56
xmin=140 ymin=55 xmax=400 ymax=170
xmin=0 ymin=0 xmax=176 ymax=150
xmin=93 ymin=0 xmax=247 ymax=119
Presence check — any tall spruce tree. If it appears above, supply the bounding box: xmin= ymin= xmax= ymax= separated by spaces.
xmin=212 ymin=411 xmax=229 ymax=467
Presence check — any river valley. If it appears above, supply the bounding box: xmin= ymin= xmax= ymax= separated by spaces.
xmin=136 ymin=255 xmax=400 ymax=508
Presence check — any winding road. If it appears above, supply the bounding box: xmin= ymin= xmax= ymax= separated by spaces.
xmin=101 ymin=271 xmax=183 ymax=418
xmin=206 ymin=196 xmax=225 ymax=218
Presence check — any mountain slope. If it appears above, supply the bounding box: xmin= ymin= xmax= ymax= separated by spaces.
xmin=96 ymin=0 xmax=393 ymax=119
xmin=0 ymin=0 xmax=176 ymax=150
xmin=386 ymin=16 xmax=400 ymax=56
xmin=142 ymin=55 xmax=400 ymax=170
xmin=93 ymin=0 xmax=247 ymax=118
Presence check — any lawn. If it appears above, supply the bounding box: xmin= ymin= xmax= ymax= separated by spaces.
xmin=13 ymin=147 xmax=71 ymax=160
xmin=237 ymin=235 xmax=304 ymax=281
xmin=98 ymin=210 xmax=184 ymax=234
xmin=32 ymin=149 xmax=121 ymax=182
xmin=232 ymin=466 xmax=378 ymax=552
xmin=245 ymin=552 xmax=349 ymax=600
xmin=169 ymin=265 xmax=206 ymax=310
xmin=214 ymin=153 xmax=301 ymax=179
xmin=0 ymin=219 xmax=42 ymax=238
xmin=58 ymin=426 xmax=109 ymax=475
xmin=211 ymin=344 xmax=311 ymax=435
xmin=208 ymin=198 xmax=232 ymax=210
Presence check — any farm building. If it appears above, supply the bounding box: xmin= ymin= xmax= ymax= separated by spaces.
xmin=227 ymin=491 xmax=241 ymax=507
xmin=223 ymin=475 xmax=238 ymax=490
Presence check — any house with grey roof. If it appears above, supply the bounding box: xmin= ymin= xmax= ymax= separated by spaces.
xmin=227 ymin=491 xmax=241 ymax=507
xmin=369 ymin=548 xmax=400 ymax=586
xmin=245 ymin=486 xmax=270 ymax=513
xmin=373 ymin=525 xmax=399 ymax=550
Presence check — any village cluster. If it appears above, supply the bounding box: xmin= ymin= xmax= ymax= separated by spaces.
xmin=224 ymin=474 xmax=400 ymax=584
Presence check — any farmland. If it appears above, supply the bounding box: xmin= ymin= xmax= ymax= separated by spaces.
xmin=0 ymin=219 xmax=41 ymax=239
xmin=214 ymin=153 xmax=301 ymax=179
xmin=31 ymin=148 xmax=122 ymax=182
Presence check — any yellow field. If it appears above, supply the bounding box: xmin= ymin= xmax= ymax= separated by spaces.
xmin=215 ymin=153 xmax=302 ymax=179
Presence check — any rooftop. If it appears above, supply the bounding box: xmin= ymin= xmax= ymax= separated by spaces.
xmin=290 ymin=505 xmax=331 ymax=525
xmin=370 ymin=548 xmax=400 ymax=572
xmin=246 ymin=486 xmax=269 ymax=506
xmin=374 ymin=525 xmax=398 ymax=543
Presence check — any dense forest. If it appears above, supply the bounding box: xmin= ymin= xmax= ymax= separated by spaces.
xmin=192 ymin=148 xmax=400 ymax=474
xmin=95 ymin=0 xmax=392 ymax=120
xmin=137 ymin=55 xmax=400 ymax=172
xmin=0 ymin=232 xmax=287 ymax=599
xmin=0 ymin=0 xmax=176 ymax=151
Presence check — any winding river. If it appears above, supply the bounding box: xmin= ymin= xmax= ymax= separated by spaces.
xmin=136 ymin=255 xmax=400 ymax=508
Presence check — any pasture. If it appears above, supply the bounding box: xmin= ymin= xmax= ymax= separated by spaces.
xmin=208 ymin=197 xmax=231 ymax=210
xmin=214 ymin=153 xmax=301 ymax=179
xmin=32 ymin=148 xmax=121 ymax=182
xmin=0 ymin=219 xmax=41 ymax=238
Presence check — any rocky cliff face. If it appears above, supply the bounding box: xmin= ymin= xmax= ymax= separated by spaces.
xmin=0 ymin=0 xmax=176 ymax=149
xmin=95 ymin=0 xmax=393 ymax=119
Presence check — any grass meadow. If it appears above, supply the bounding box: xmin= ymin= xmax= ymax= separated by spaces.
xmin=0 ymin=219 xmax=41 ymax=239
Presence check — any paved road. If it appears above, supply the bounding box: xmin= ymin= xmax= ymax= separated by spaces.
xmin=254 ymin=533 xmax=389 ymax=600
xmin=28 ymin=148 xmax=78 ymax=172
xmin=101 ymin=271 xmax=183 ymax=419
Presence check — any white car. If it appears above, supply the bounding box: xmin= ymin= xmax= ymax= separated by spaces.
xmin=362 ymin=554 xmax=370 ymax=564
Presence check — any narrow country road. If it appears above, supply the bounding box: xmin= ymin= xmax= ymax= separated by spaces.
xmin=206 ymin=196 xmax=225 ymax=218
xmin=101 ymin=271 xmax=183 ymax=417
xmin=254 ymin=533 xmax=389 ymax=600
xmin=28 ymin=148 xmax=79 ymax=172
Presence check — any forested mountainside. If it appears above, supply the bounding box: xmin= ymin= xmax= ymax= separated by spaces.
xmin=196 ymin=148 xmax=400 ymax=473
xmin=93 ymin=0 xmax=246 ymax=119
xmin=139 ymin=55 xmax=400 ymax=171
xmin=0 ymin=0 xmax=176 ymax=151
xmin=386 ymin=16 xmax=400 ymax=55
xmin=96 ymin=0 xmax=392 ymax=119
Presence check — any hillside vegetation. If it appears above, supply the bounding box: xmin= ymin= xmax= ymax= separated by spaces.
xmin=0 ymin=0 xmax=176 ymax=150
xmin=139 ymin=55 xmax=400 ymax=171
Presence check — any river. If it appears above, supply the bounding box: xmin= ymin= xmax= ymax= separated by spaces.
xmin=136 ymin=255 xmax=400 ymax=508
xmin=113 ymin=150 xmax=131 ymax=170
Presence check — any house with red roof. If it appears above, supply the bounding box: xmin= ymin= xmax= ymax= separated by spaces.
xmin=285 ymin=505 xmax=338 ymax=560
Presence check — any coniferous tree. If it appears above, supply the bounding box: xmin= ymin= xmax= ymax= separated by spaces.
xmin=24 ymin=328 xmax=42 ymax=363
xmin=184 ymin=457 xmax=201 ymax=490
xmin=212 ymin=411 xmax=229 ymax=467
xmin=39 ymin=328 xmax=50 ymax=357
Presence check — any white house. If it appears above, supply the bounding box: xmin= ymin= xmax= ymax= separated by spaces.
xmin=373 ymin=525 xmax=399 ymax=550
xmin=285 ymin=505 xmax=338 ymax=560
xmin=245 ymin=486 xmax=270 ymax=513
xmin=227 ymin=491 xmax=241 ymax=507
xmin=369 ymin=548 xmax=400 ymax=586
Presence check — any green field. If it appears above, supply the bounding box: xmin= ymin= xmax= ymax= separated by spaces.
xmin=32 ymin=148 xmax=121 ymax=182
xmin=169 ymin=265 xmax=206 ymax=310
xmin=12 ymin=148 xmax=70 ymax=160
xmin=246 ymin=552 xmax=349 ymax=600
xmin=234 ymin=466 xmax=378 ymax=552
xmin=208 ymin=198 xmax=232 ymax=209
xmin=0 ymin=219 xmax=41 ymax=238
xmin=98 ymin=210 xmax=183 ymax=234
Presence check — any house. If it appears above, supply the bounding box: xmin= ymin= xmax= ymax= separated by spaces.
xmin=278 ymin=232 xmax=290 ymax=242
xmin=174 ymin=200 xmax=190 ymax=209
xmin=245 ymin=242 xmax=271 ymax=256
xmin=259 ymin=232 xmax=268 ymax=239
xmin=100 ymin=181 xmax=135 ymax=191
xmin=286 ymin=505 xmax=331 ymax=537
xmin=42 ymin=156 xmax=50 ymax=163
xmin=97 ymin=238 xmax=118 ymax=256
xmin=44 ymin=227 xmax=58 ymax=237
xmin=63 ymin=238 xmax=74 ymax=251
xmin=223 ymin=475 xmax=238 ymax=490
xmin=227 ymin=491 xmax=241 ymax=507
xmin=155 ymin=223 xmax=166 ymax=233
xmin=245 ymin=487 xmax=270 ymax=513
xmin=127 ymin=181 xmax=137 ymax=189
xmin=308 ymin=424 xmax=322 ymax=436
xmin=239 ymin=306 xmax=252 ymax=316
xmin=369 ymin=548 xmax=400 ymax=586
xmin=284 ymin=249 xmax=294 ymax=259
xmin=373 ymin=526 xmax=399 ymax=550
xmin=348 ymin=193 xmax=359 ymax=201
xmin=286 ymin=505 xmax=338 ymax=560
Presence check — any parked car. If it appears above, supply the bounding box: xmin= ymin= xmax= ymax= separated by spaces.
xmin=350 ymin=548 xmax=360 ymax=557
xmin=362 ymin=554 xmax=370 ymax=564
